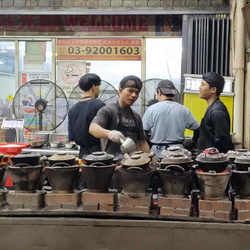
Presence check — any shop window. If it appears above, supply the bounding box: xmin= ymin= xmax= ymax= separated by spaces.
xmin=145 ymin=38 xmax=182 ymax=91
xmin=0 ymin=42 xmax=15 ymax=119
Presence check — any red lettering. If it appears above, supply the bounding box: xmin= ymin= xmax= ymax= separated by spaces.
xmin=101 ymin=15 xmax=111 ymax=31
xmin=65 ymin=15 xmax=78 ymax=31
xmin=6 ymin=16 xmax=15 ymax=31
xmin=90 ymin=16 xmax=100 ymax=31
xmin=39 ymin=16 xmax=59 ymax=31
xmin=112 ymin=16 xmax=121 ymax=31
xmin=123 ymin=16 xmax=137 ymax=31
xmin=0 ymin=16 xmax=5 ymax=30
xmin=79 ymin=16 xmax=89 ymax=31
xmin=138 ymin=15 xmax=148 ymax=31
xmin=17 ymin=16 xmax=36 ymax=31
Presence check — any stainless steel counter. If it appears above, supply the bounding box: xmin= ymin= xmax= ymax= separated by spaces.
xmin=22 ymin=147 xmax=80 ymax=156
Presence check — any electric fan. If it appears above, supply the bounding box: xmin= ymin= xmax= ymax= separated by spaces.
xmin=131 ymin=78 xmax=180 ymax=116
xmin=68 ymin=79 xmax=119 ymax=109
xmin=12 ymin=79 xmax=69 ymax=131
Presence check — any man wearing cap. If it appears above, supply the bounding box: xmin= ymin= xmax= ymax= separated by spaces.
xmin=142 ymin=79 xmax=199 ymax=160
xmin=89 ymin=75 xmax=151 ymax=161
xmin=198 ymin=72 xmax=234 ymax=153
xmin=68 ymin=73 xmax=105 ymax=158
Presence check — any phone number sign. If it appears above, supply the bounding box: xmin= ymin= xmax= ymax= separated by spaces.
xmin=57 ymin=38 xmax=142 ymax=61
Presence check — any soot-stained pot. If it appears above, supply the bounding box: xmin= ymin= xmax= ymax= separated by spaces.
xmin=196 ymin=147 xmax=229 ymax=173
xmin=7 ymin=164 xmax=43 ymax=192
xmin=45 ymin=165 xmax=80 ymax=193
xmin=121 ymin=153 xmax=151 ymax=169
xmin=10 ymin=151 xmax=41 ymax=166
xmin=82 ymin=151 xmax=114 ymax=165
xmin=234 ymin=152 xmax=250 ymax=171
xmin=157 ymin=165 xmax=193 ymax=197
xmin=160 ymin=149 xmax=193 ymax=171
xmin=81 ymin=162 xmax=116 ymax=193
xmin=231 ymin=168 xmax=250 ymax=198
xmin=48 ymin=152 xmax=76 ymax=166
xmin=117 ymin=165 xmax=155 ymax=196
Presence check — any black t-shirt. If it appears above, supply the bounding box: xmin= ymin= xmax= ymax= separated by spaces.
xmin=68 ymin=99 xmax=105 ymax=148
xmin=91 ymin=103 xmax=146 ymax=157
xmin=198 ymin=99 xmax=234 ymax=153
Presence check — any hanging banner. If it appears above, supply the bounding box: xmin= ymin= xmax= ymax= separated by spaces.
xmin=57 ymin=38 xmax=142 ymax=61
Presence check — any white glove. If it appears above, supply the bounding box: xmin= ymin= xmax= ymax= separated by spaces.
xmin=108 ymin=130 xmax=125 ymax=143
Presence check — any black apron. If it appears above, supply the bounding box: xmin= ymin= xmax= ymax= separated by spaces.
xmin=109 ymin=102 xmax=138 ymax=161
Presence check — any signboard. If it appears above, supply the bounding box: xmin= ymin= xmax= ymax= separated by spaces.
xmin=20 ymin=72 xmax=51 ymax=84
xmin=57 ymin=61 xmax=86 ymax=96
xmin=57 ymin=38 xmax=142 ymax=61
xmin=1 ymin=119 xmax=24 ymax=129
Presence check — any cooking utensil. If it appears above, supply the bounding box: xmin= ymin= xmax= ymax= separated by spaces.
xmin=157 ymin=165 xmax=193 ymax=197
xmin=117 ymin=165 xmax=155 ymax=197
xmin=7 ymin=164 xmax=43 ymax=192
xmin=121 ymin=153 xmax=151 ymax=169
xmin=27 ymin=139 xmax=46 ymax=148
xmin=45 ymin=164 xmax=80 ymax=193
xmin=10 ymin=151 xmax=41 ymax=166
xmin=82 ymin=151 xmax=114 ymax=165
xmin=120 ymin=137 xmax=137 ymax=155
xmin=196 ymin=170 xmax=231 ymax=200
xmin=48 ymin=152 xmax=76 ymax=166
xmin=80 ymin=162 xmax=116 ymax=192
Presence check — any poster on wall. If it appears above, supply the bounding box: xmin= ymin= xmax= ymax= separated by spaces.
xmin=56 ymin=60 xmax=86 ymax=96
xmin=57 ymin=38 xmax=142 ymax=61
xmin=20 ymin=72 xmax=51 ymax=84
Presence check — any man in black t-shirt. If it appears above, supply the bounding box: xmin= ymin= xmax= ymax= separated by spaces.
xmin=198 ymin=72 xmax=234 ymax=153
xmin=68 ymin=73 xmax=105 ymax=158
xmin=89 ymin=75 xmax=151 ymax=161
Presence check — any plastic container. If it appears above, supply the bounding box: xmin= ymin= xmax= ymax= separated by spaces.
xmin=0 ymin=143 xmax=29 ymax=188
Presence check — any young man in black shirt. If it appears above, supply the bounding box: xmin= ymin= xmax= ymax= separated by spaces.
xmin=198 ymin=72 xmax=234 ymax=153
xmin=68 ymin=73 xmax=105 ymax=158
xmin=89 ymin=75 xmax=151 ymax=161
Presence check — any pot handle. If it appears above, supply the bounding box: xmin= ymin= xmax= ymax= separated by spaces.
xmin=119 ymin=137 xmax=125 ymax=144
xmin=51 ymin=162 xmax=71 ymax=167
xmin=164 ymin=165 xmax=185 ymax=172
xmin=127 ymin=166 xmax=143 ymax=170
xmin=13 ymin=163 xmax=31 ymax=167
xmin=89 ymin=162 xmax=107 ymax=166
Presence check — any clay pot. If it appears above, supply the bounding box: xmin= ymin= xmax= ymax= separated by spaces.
xmin=10 ymin=152 xmax=41 ymax=166
xmin=48 ymin=152 xmax=76 ymax=166
xmin=7 ymin=164 xmax=43 ymax=192
xmin=80 ymin=162 xmax=116 ymax=193
xmin=117 ymin=166 xmax=155 ymax=196
xmin=82 ymin=151 xmax=114 ymax=165
xmin=121 ymin=153 xmax=151 ymax=170
xmin=157 ymin=165 xmax=193 ymax=197
xmin=45 ymin=164 xmax=80 ymax=193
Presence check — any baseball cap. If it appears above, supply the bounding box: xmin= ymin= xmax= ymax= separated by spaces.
xmin=157 ymin=80 xmax=176 ymax=95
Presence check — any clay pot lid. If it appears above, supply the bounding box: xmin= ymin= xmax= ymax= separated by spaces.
xmin=83 ymin=151 xmax=114 ymax=161
xmin=235 ymin=152 xmax=250 ymax=164
xmin=161 ymin=146 xmax=192 ymax=159
xmin=11 ymin=151 xmax=41 ymax=158
xmin=196 ymin=147 xmax=229 ymax=163
xmin=161 ymin=152 xmax=192 ymax=163
xmin=227 ymin=149 xmax=248 ymax=159
xmin=122 ymin=153 xmax=150 ymax=166
xmin=48 ymin=152 xmax=75 ymax=161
